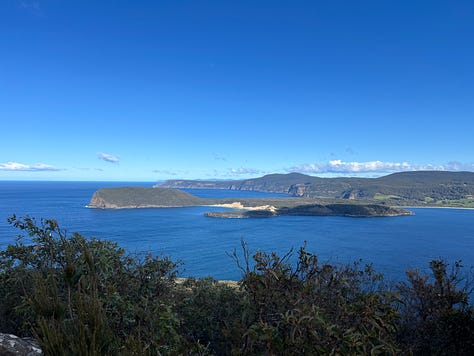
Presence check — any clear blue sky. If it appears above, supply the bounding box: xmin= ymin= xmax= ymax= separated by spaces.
xmin=1 ymin=0 xmax=473 ymax=181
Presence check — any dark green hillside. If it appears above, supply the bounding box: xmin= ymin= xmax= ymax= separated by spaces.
xmin=280 ymin=203 xmax=405 ymax=217
xmin=158 ymin=171 xmax=474 ymax=207
xmin=237 ymin=172 xmax=320 ymax=192
xmin=89 ymin=187 xmax=207 ymax=208
xmin=335 ymin=171 xmax=474 ymax=204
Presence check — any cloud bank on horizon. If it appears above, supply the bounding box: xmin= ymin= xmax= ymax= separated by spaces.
xmin=1 ymin=158 xmax=474 ymax=179
xmin=0 ymin=162 xmax=61 ymax=172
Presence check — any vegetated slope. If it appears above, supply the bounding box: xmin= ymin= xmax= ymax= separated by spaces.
xmin=156 ymin=173 xmax=362 ymax=196
xmin=334 ymin=171 xmax=474 ymax=205
xmin=88 ymin=187 xmax=207 ymax=208
xmin=157 ymin=171 xmax=474 ymax=206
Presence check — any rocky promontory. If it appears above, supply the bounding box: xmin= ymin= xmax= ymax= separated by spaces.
xmin=88 ymin=187 xmax=207 ymax=209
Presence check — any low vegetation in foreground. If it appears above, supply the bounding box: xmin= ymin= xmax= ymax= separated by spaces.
xmin=1 ymin=216 xmax=474 ymax=355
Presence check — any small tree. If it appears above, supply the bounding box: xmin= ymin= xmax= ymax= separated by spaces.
xmin=397 ymin=259 xmax=474 ymax=354
xmin=0 ymin=216 xmax=183 ymax=354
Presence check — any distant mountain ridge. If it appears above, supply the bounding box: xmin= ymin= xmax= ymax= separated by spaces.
xmin=156 ymin=171 xmax=474 ymax=207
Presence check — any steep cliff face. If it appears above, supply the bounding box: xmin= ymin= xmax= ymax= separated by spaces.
xmin=340 ymin=189 xmax=367 ymax=200
xmin=288 ymin=184 xmax=310 ymax=197
xmin=88 ymin=192 xmax=120 ymax=209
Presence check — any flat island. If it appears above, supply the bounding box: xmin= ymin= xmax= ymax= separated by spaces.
xmin=88 ymin=187 xmax=412 ymax=218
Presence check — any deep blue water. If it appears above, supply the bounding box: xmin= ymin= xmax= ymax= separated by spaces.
xmin=1 ymin=181 xmax=473 ymax=281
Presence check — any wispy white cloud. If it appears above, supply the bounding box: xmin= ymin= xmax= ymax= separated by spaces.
xmin=213 ymin=153 xmax=227 ymax=161
xmin=97 ymin=152 xmax=120 ymax=163
xmin=229 ymin=167 xmax=261 ymax=175
xmin=436 ymin=161 xmax=474 ymax=171
xmin=19 ymin=1 xmax=43 ymax=15
xmin=152 ymin=169 xmax=179 ymax=176
xmin=20 ymin=1 xmax=40 ymax=10
xmin=287 ymin=160 xmax=474 ymax=175
xmin=74 ymin=167 xmax=104 ymax=172
xmin=0 ymin=161 xmax=61 ymax=172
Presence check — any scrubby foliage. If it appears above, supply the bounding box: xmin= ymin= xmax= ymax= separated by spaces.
xmin=1 ymin=216 xmax=473 ymax=355
xmin=230 ymin=244 xmax=400 ymax=354
xmin=0 ymin=216 xmax=181 ymax=355
xmin=397 ymin=260 xmax=474 ymax=354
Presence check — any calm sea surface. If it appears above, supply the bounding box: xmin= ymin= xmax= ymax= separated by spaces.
xmin=1 ymin=181 xmax=473 ymax=281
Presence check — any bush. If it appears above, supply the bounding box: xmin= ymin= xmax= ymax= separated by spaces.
xmin=397 ymin=259 xmax=474 ymax=354
xmin=230 ymin=242 xmax=400 ymax=355
xmin=0 ymin=215 xmax=182 ymax=354
xmin=1 ymin=216 xmax=473 ymax=355
xmin=175 ymin=277 xmax=244 ymax=355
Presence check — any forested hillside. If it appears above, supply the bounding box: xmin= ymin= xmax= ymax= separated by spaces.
xmin=158 ymin=171 xmax=474 ymax=207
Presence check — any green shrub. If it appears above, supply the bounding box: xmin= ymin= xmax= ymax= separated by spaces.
xmin=175 ymin=277 xmax=244 ymax=355
xmin=230 ymin=242 xmax=400 ymax=355
xmin=0 ymin=216 xmax=182 ymax=354
xmin=397 ymin=259 xmax=474 ymax=354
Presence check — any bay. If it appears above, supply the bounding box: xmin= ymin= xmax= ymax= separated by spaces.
xmin=0 ymin=181 xmax=473 ymax=281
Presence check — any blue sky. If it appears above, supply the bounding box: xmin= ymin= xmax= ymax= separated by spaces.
xmin=1 ymin=0 xmax=473 ymax=181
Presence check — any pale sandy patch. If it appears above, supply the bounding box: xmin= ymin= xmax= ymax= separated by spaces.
xmin=212 ymin=202 xmax=277 ymax=213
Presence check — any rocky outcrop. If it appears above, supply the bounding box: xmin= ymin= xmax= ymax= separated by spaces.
xmin=288 ymin=183 xmax=310 ymax=197
xmin=88 ymin=192 xmax=118 ymax=209
xmin=0 ymin=333 xmax=41 ymax=355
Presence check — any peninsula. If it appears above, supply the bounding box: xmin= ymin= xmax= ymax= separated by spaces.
xmin=88 ymin=187 xmax=411 ymax=218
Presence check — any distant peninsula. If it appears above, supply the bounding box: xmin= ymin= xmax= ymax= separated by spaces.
xmin=156 ymin=171 xmax=474 ymax=208
xmin=88 ymin=187 xmax=411 ymax=218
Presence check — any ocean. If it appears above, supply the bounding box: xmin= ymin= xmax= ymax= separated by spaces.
xmin=1 ymin=181 xmax=473 ymax=281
